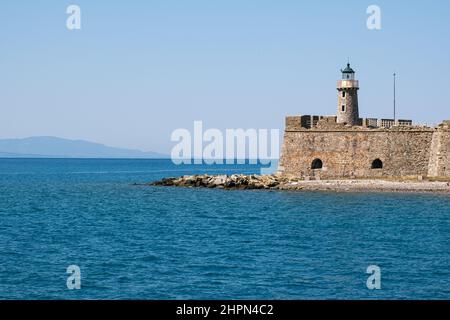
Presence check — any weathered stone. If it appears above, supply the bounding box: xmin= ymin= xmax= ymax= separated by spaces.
xmin=278 ymin=124 xmax=450 ymax=179
xmin=150 ymin=174 xmax=284 ymax=190
xmin=148 ymin=174 xmax=450 ymax=193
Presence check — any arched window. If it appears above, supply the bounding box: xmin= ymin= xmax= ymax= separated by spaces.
xmin=311 ymin=158 xmax=323 ymax=170
xmin=371 ymin=159 xmax=383 ymax=169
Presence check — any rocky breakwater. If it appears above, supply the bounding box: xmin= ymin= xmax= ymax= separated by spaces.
xmin=149 ymin=174 xmax=450 ymax=193
xmin=150 ymin=174 xmax=290 ymax=190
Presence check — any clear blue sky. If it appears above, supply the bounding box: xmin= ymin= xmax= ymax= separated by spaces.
xmin=1 ymin=0 xmax=449 ymax=153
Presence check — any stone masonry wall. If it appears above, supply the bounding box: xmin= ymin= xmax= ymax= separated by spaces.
xmin=337 ymin=88 xmax=359 ymax=126
xmin=428 ymin=123 xmax=450 ymax=177
xmin=278 ymin=127 xmax=442 ymax=179
xmin=441 ymin=130 xmax=450 ymax=177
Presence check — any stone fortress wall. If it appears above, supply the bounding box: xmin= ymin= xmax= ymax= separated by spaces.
xmin=278 ymin=63 xmax=450 ymax=180
xmin=278 ymin=117 xmax=450 ymax=179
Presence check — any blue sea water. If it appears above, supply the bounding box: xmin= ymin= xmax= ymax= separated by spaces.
xmin=0 ymin=158 xmax=449 ymax=300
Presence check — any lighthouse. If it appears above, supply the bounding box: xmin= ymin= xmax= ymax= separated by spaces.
xmin=337 ymin=63 xmax=360 ymax=126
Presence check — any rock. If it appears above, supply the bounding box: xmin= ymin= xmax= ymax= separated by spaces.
xmin=211 ymin=175 xmax=227 ymax=186
xmin=224 ymin=180 xmax=236 ymax=188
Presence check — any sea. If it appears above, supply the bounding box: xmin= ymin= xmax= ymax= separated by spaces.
xmin=0 ymin=158 xmax=449 ymax=299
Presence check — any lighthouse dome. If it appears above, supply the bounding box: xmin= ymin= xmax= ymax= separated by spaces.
xmin=341 ymin=63 xmax=355 ymax=74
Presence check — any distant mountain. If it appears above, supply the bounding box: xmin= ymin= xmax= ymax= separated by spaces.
xmin=0 ymin=137 xmax=167 ymax=159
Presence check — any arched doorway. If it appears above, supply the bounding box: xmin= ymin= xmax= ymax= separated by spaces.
xmin=311 ymin=158 xmax=323 ymax=170
xmin=371 ymin=159 xmax=383 ymax=169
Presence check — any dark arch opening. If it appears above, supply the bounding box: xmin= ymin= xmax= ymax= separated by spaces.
xmin=311 ymin=158 xmax=323 ymax=170
xmin=372 ymin=159 xmax=383 ymax=169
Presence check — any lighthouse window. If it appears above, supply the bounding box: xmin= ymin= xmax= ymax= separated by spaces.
xmin=342 ymin=92 xmax=346 ymax=98
xmin=342 ymin=105 xmax=345 ymax=112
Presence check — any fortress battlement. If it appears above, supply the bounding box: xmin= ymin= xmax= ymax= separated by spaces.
xmin=284 ymin=115 xmax=446 ymax=132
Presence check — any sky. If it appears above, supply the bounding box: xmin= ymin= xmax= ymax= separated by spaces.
xmin=1 ymin=0 xmax=449 ymax=154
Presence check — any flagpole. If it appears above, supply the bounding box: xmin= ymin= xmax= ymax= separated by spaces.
xmin=393 ymin=73 xmax=396 ymax=122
